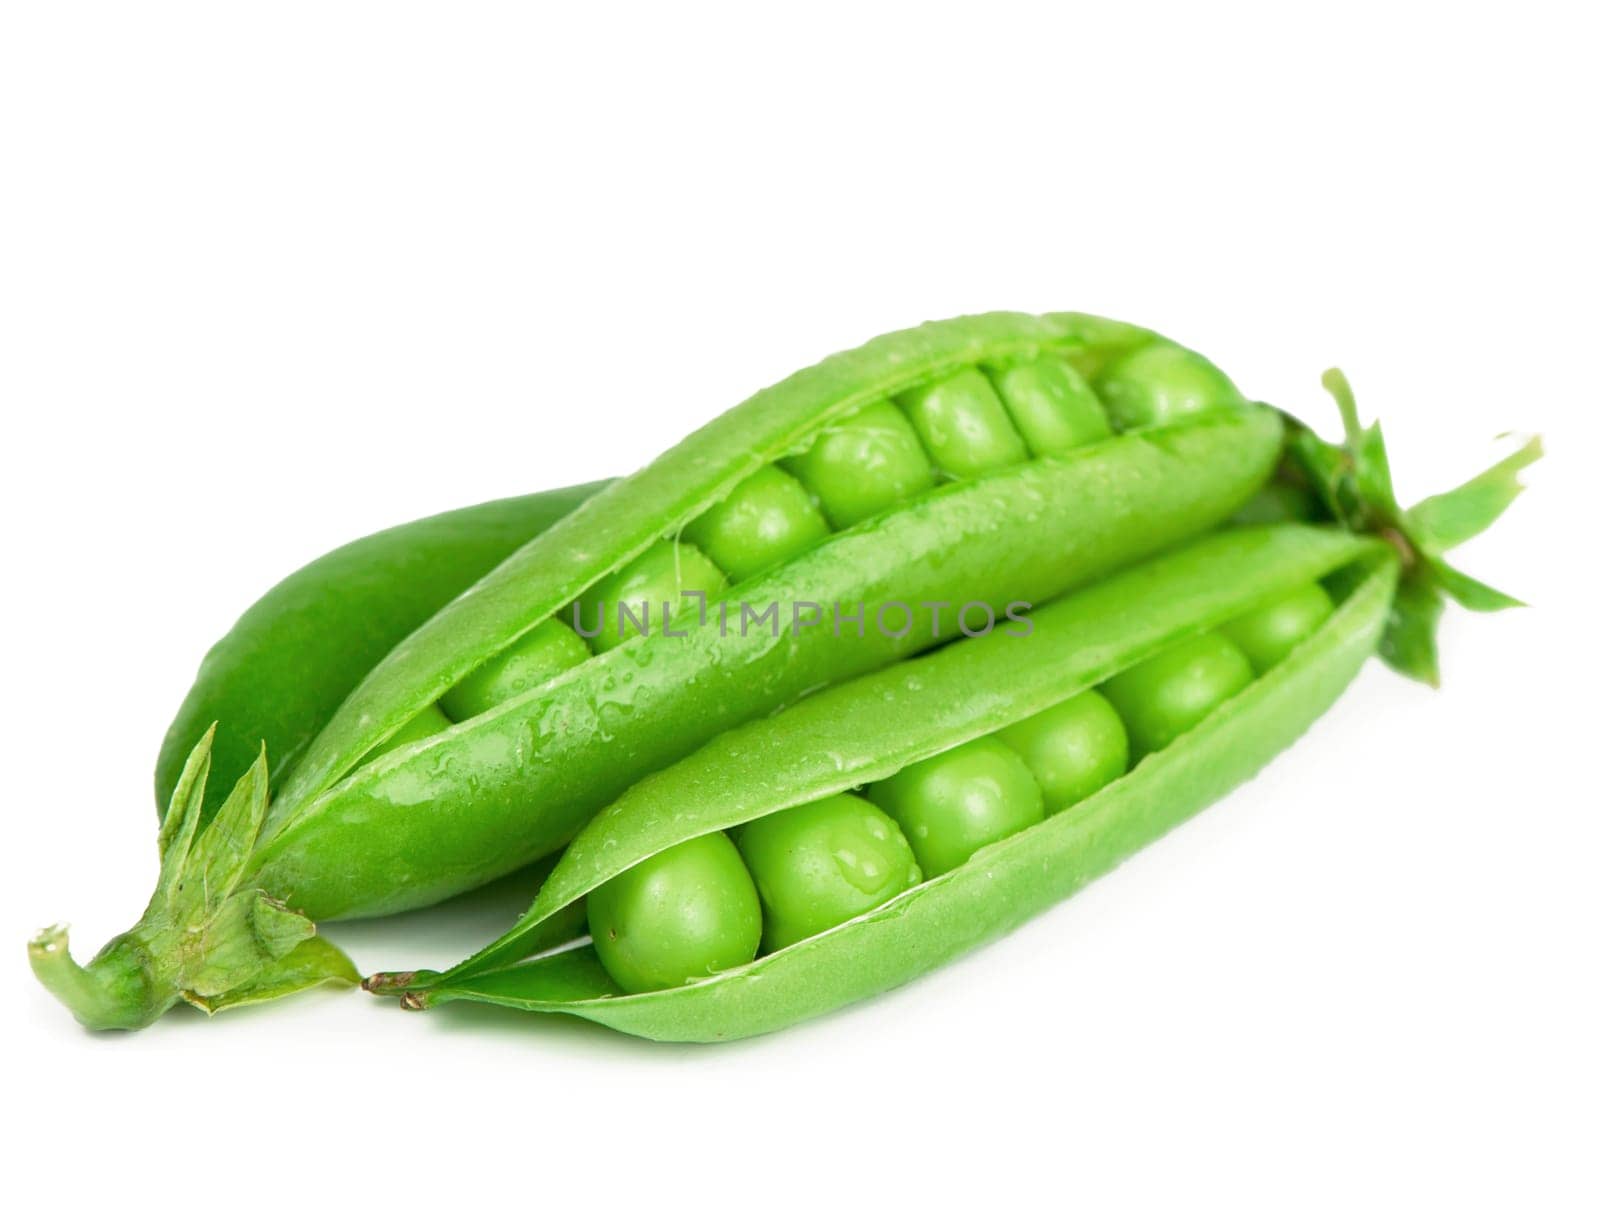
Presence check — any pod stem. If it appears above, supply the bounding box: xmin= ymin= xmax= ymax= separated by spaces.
xmin=30 ymin=727 xmax=358 ymax=1031
xmin=1276 ymin=370 xmax=1540 ymax=685
xmin=28 ymin=927 xmax=166 ymax=1030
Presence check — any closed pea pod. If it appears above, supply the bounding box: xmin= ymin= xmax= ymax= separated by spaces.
xmin=45 ymin=477 xmax=612 ymax=1025
xmin=154 ymin=478 xmax=611 ymax=821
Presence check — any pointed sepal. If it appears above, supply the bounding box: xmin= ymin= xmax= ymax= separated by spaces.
xmin=1380 ymin=574 xmax=1445 ymax=688
xmin=30 ymin=734 xmax=356 ymax=1030
xmin=1278 ymin=369 xmax=1537 ymax=685
xmin=156 ymin=723 xmax=213 ymax=872
xmin=185 ymin=746 xmax=270 ymax=915
xmin=1407 ymin=436 xmax=1543 ymax=554
xmin=186 ymin=936 xmax=359 ymax=1015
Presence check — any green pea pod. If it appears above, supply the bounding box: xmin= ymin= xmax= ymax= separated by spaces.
xmin=256 ymin=409 xmax=1276 ymax=918
xmin=380 ymin=383 xmax=1537 ymax=1039
xmin=156 ymin=479 xmax=611 ymax=821
xmin=382 ymin=532 xmax=1395 ymax=1039
xmin=36 ymin=484 xmax=612 ymax=1026
xmin=42 ymin=310 xmax=1288 ymax=1028
xmin=36 ymin=313 xmax=1531 ymax=1031
xmin=255 ymin=317 xmax=1277 ymax=920
xmin=266 ymin=313 xmax=1246 ymax=827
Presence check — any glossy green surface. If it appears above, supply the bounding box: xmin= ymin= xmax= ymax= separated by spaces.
xmin=781 ymin=399 xmax=936 ymax=528
xmin=1101 ymin=631 xmax=1255 ymax=759
xmin=869 ymin=737 xmax=1044 ymax=877
xmin=155 ymin=479 xmax=609 ymax=820
xmin=570 ymin=539 xmax=728 ymax=653
xmin=439 ymin=619 xmax=592 ymax=721
xmin=1095 ymin=341 xmax=1242 ymax=431
xmin=995 ymin=690 xmax=1129 ymax=813
xmin=587 ymin=832 xmax=761 ymax=994
xmin=258 ymin=404 xmax=1278 ymax=920
xmin=407 ymin=528 xmax=1398 ymax=1039
xmin=41 ymin=312 xmax=1286 ymax=1030
xmin=272 ymin=314 xmax=1263 ymax=827
xmin=896 ymin=368 xmax=1029 ymax=478
xmin=683 ymin=465 xmax=831 ymax=582
xmin=1220 ymin=582 xmax=1336 ymax=673
xmin=538 ymin=609 xmax=1216 ymax=1012
xmin=988 ymin=356 xmax=1112 ymax=455
xmin=738 ymin=795 xmax=921 ymax=952
xmin=247 ymin=313 xmax=1278 ymax=922
xmin=358 ymin=703 xmax=452 ymax=766
xmin=41 ymin=314 xmax=1535 ymax=1030
xmin=423 ymin=525 xmax=1373 ymax=981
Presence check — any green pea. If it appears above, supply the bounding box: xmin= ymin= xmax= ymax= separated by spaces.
xmin=357 ymin=703 xmax=452 ymax=767
xmin=868 ymin=735 xmax=1045 ymax=877
xmin=995 ymin=690 xmax=1128 ymax=813
xmin=586 ymin=832 xmax=761 ymax=994
xmin=1094 ymin=341 xmax=1242 ymax=431
xmin=572 ymin=539 xmax=727 ymax=654
xmin=987 ymin=356 xmax=1112 ymax=456
xmin=440 ymin=619 xmax=592 ymax=721
xmin=896 ymin=368 xmax=1030 ymax=478
xmin=1219 ymin=582 xmax=1335 ymax=673
xmin=1101 ymin=631 xmax=1254 ymax=759
xmin=683 ymin=465 xmax=830 ymax=583
xmin=782 ymin=400 xmax=936 ymax=528
xmin=737 ymin=795 xmax=922 ymax=952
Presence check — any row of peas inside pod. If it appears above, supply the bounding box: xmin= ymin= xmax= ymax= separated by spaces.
xmin=364 ymin=334 xmax=1245 ymax=758
xmin=586 ymin=581 xmax=1334 ymax=993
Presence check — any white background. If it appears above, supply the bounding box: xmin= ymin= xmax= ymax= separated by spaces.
xmin=3 ymin=3 xmax=1595 ymax=1224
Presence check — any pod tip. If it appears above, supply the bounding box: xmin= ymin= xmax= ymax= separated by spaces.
xmin=29 ymin=923 xmax=70 ymax=955
xmin=361 ymin=970 xmax=416 ymax=994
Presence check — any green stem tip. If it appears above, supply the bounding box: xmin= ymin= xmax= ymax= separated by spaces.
xmin=31 ymin=732 xmax=356 ymax=1031
xmin=28 ymin=926 xmax=167 ymax=1031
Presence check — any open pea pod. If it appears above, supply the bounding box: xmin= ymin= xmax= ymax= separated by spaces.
xmin=383 ymin=403 xmax=1536 ymax=1041
xmin=410 ymin=522 xmax=1375 ymax=980
xmin=251 ymin=315 xmax=1279 ymax=924
xmin=380 ymin=529 xmax=1392 ymax=1039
